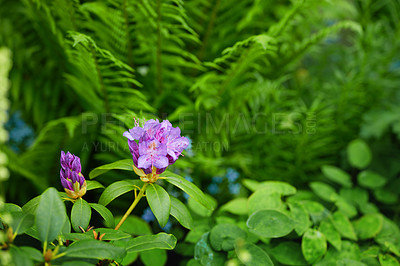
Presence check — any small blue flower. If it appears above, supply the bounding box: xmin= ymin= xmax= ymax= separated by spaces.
xmin=184 ymin=176 xmax=193 ymax=183
xmin=226 ymin=168 xmax=240 ymax=183
xmin=161 ymin=221 xmax=172 ymax=232
xmin=141 ymin=207 xmax=155 ymax=223
xmin=212 ymin=176 xmax=223 ymax=184
xmin=228 ymin=183 xmax=241 ymax=195
xmin=207 ymin=183 xmax=219 ymax=195
xmin=183 ymin=192 xmax=190 ymax=200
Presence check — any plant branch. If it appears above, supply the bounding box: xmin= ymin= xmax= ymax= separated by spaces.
xmin=115 ymin=182 xmax=149 ymax=230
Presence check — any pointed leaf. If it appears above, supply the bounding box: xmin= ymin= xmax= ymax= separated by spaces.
xmin=146 ymin=184 xmax=170 ymax=228
xmin=86 ymin=180 xmax=104 ymax=191
xmin=162 ymin=171 xmax=214 ymax=210
xmin=98 ymin=180 xmax=142 ymax=206
xmin=321 ymin=165 xmax=352 ymax=188
xmin=247 ymin=210 xmax=294 ymax=238
xmin=71 ymin=198 xmax=91 ymax=232
xmin=36 ymin=188 xmax=67 ymax=243
xmin=123 ymin=233 xmax=177 ymax=252
xmin=235 ymin=242 xmax=273 ymax=266
xmin=90 ymin=203 xmax=115 ymax=228
xmin=170 ymin=196 xmax=193 ymax=230
xmin=331 ymin=212 xmax=357 ymax=241
xmin=64 ymin=239 xmax=126 ymax=259
xmin=89 ymin=159 xmax=133 ymax=179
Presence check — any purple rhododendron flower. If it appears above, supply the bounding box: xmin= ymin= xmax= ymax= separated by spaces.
xmin=123 ymin=118 xmax=189 ymax=177
xmin=60 ymin=151 xmax=87 ymax=199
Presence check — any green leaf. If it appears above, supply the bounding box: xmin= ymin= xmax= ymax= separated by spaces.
xmin=379 ymin=254 xmax=399 ymax=266
xmin=256 ymin=181 xmax=296 ymax=196
xmin=71 ymin=198 xmax=91 ymax=232
xmin=22 ymin=196 xmax=41 ymax=215
xmin=90 ymin=203 xmax=115 ymax=228
xmin=242 ymin=179 xmax=261 ymax=192
xmin=19 ymin=246 xmax=43 ymax=262
xmin=115 ymin=215 xmax=152 ymax=235
xmin=358 ymin=170 xmax=387 ymax=189
xmin=146 ymin=184 xmax=171 ymax=228
xmin=162 ymin=171 xmax=214 ymax=210
xmin=300 ymin=200 xmax=330 ymax=224
xmin=235 ymin=242 xmax=273 ymax=266
xmin=194 ymin=233 xmax=225 ymax=266
xmin=353 ymin=213 xmax=383 ymax=240
xmin=248 ymin=189 xmax=283 ymax=214
xmin=246 ymin=210 xmax=294 ymax=238
xmin=270 ymin=241 xmax=307 ymax=265
xmin=61 ymin=262 xmax=94 ymax=266
xmin=10 ymin=246 xmax=34 ymax=266
xmin=98 ymin=180 xmax=143 ymax=206
xmin=320 ymin=220 xmax=342 ymax=251
xmin=220 ymin=198 xmax=248 ymax=215
xmin=89 ymin=159 xmax=133 ymax=179
xmin=335 ymin=197 xmax=358 ymax=218
xmin=170 ymin=196 xmax=193 ymax=230
xmin=65 ymin=239 xmax=126 ymax=259
xmin=86 ymin=180 xmax=104 ymax=191
xmin=123 ymin=233 xmax=177 ymax=252
xmin=35 ymin=187 xmax=67 ymax=243
xmin=310 ymin=182 xmax=338 ymax=202
xmin=9 ymin=211 xmax=34 ymax=235
xmin=331 ymin=212 xmax=357 ymax=241
xmin=289 ymin=202 xmax=310 ymax=236
xmin=321 ymin=165 xmax=352 ymax=188
xmin=374 ymin=189 xmax=398 ymax=204
xmin=347 ymin=139 xmax=372 ymax=169
xmin=302 ymin=229 xmax=327 ymax=264
xmin=209 ymin=223 xmax=246 ymax=251
xmin=188 ymin=195 xmax=217 ymax=217
xmin=140 ymin=249 xmax=167 ymax=266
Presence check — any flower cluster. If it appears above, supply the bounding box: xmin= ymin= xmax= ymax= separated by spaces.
xmin=60 ymin=151 xmax=87 ymax=199
xmin=123 ymin=119 xmax=189 ymax=182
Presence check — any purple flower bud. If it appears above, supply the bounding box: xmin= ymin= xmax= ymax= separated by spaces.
xmin=60 ymin=151 xmax=86 ymax=199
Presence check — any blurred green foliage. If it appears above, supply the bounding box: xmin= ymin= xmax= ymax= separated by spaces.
xmin=1 ymin=0 xmax=400 ymax=264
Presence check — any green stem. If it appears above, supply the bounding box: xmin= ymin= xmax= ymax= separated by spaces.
xmin=115 ymin=183 xmax=149 ymax=230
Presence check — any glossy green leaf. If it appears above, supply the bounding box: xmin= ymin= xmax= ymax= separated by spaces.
xmin=10 ymin=211 xmax=34 ymax=235
xmin=19 ymin=246 xmax=43 ymax=262
xmin=358 ymin=170 xmax=387 ymax=189
xmin=86 ymin=180 xmax=104 ymax=191
xmin=379 ymin=254 xmax=399 ymax=266
xmin=321 ymin=165 xmax=352 ymax=188
xmin=22 ymin=196 xmax=41 ymax=215
xmin=220 ymin=198 xmax=248 ymax=215
xmin=146 ymin=184 xmax=170 ymax=228
xmin=271 ymin=241 xmax=307 ymax=265
xmin=98 ymin=180 xmax=142 ymax=206
xmin=235 ymin=242 xmax=273 ymax=266
xmin=194 ymin=233 xmax=225 ymax=266
xmin=256 ymin=181 xmax=296 ymax=195
xmin=248 ymin=189 xmax=283 ymax=214
xmin=320 ymin=220 xmax=341 ymax=251
xmin=374 ymin=189 xmax=398 ymax=204
xmin=162 ymin=171 xmax=214 ymax=210
xmin=302 ymin=229 xmax=327 ymax=264
xmin=90 ymin=203 xmax=115 ymax=228
xmin=310 ymin=182 xmax=338 ymax=202
xmin=35 ymin=187 xmax=67 ymax=243
xmin=347 ymin=139 xmax=372 ymax=169
xmin=331 ymin=212 xmax=357 ymax=241
xmin=115 ymin=215 xmax=152 ymax=235
xmin=170 ymin=196 xmax=193 ymax=230
xmin=289 ymin=202 xmax=310 ymax=236
xmin=188 ymin=195 xmax=217 ymax=217
xmin=140 ymin=249 xmax=167 ymax=266
xmin=89 ymin=159 xmax=133 ymax=179
xmin=353 ymin=213 xmax=383 ymax=240
xmin=124 ymin=233 xmax=177 ymax=252
xmin=209 ymin=223 xmax=246 ymax=251
xmin=247 ymin=210 xmax=294 ymax=238
xmin=65 ymin=239 xmax=126 ymax=259
xmin=71 ymin=198 xmax=91 ymax=232
xmin=10 ymin=246 xmax=34 ymax=266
